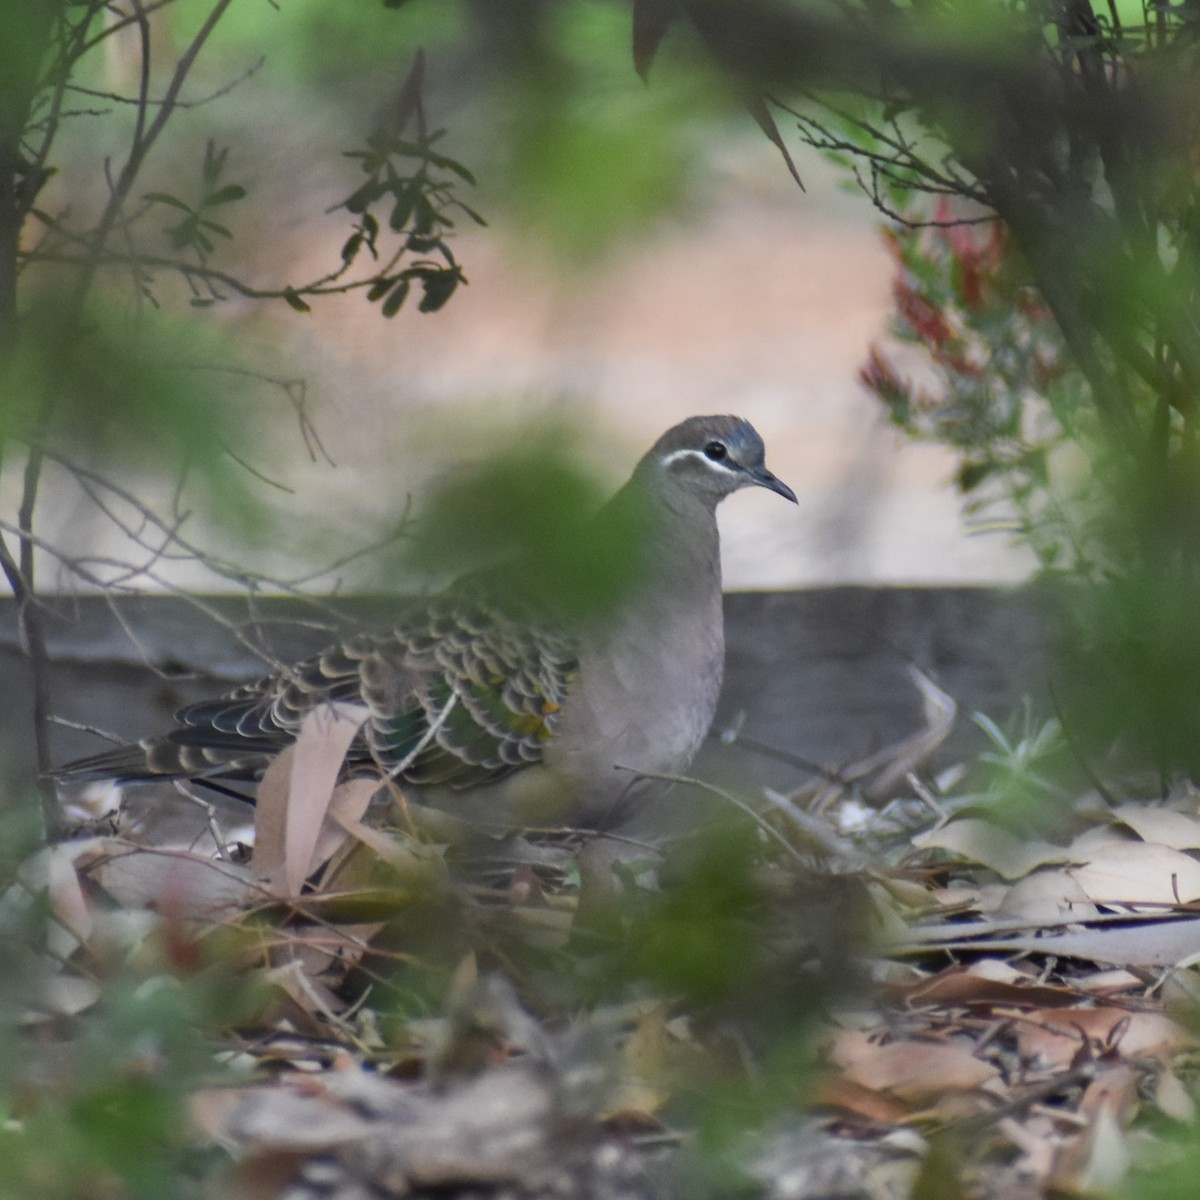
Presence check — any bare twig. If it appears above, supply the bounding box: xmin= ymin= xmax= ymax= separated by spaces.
xmin=613 ymin=765 xmax=811 ymax=867
xmin=64 ymin=56 xmax=264 ymax=110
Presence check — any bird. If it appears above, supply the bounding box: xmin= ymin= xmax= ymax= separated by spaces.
xmin=54 ymin=415 xmax=797 ymax=829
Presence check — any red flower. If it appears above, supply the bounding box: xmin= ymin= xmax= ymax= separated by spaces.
xmin=894 ymin=277 xmax=953 ymax=346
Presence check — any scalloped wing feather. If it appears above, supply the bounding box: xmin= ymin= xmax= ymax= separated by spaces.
xmin=55 ymin=596 xmax=578 ymax=790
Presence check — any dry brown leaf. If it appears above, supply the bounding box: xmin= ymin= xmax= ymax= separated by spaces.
xmin=45 ymin=844 xmax=93 ymax=946
xmin=918 ymin=915 xmax=1200 ymax=968
xmin=827 ymin=1027 xmax=882 ymax=1067
xmin=998 ymin=1114 xmax=1058 ymax=1187
xmin=905 ymin=1087 xmax=1000 ymax=1125
xmin=840 ymin=1039 xmax=1000 ymax=1104
xmin=253 ymin=745 xmax=294 ymax=890
xmin=865 ymin=882 xmax=915 ymax=944
xmin=929 ymin=882 xmax=1012 ymax=914
xmin=308 ymin=777 xmax=382 ymax=880
xmin=817 ymin=1074 xmax=910 ymax=1125
xmin=868 ymin=873 xmax=933 ymax=909
xmin=1075 ymin=969 xmax=1143 ymax=997
xmin=1111 ymin=803 xmax=1200 ymax=850
xmin=34 ymin=974 xmax=103 ymax=1018
xmin=264 ymin=959 xmax=350 ymax=1032
xmin=224 ymin=1082 xmax=376 ymax=1152
xmin=996 ymin=869 xmax=1100 ymax=922
xmin=968 ymin=882 xmax=1013 ymax=913
xmin=190 ymin=1086 xmax=248 ymax=1145
xmin=252 ymin=705 xmax=372 ymax=895
xmin=1069 ymin=823 xmax=1136 ymax=856
xmin=929 ymin=885 xmax=982 ymax=909
xmin=1154 ymin=1069 xmax=1196 ymax=1123
xmin=1049 ymin=1095 xmax=1132 ymax=1195
xmin=284 ymin=704 xmax=371 ymax=896
xmin=1011 ymin=1007 xmax=1189 ymax=1070
xmin=911 ymin=819 xmax=1069 ymax=880
xmin=1067 ymin=842 xmax=1200 ymax=908
xmin=899 ymin=960 xmax=1080 ymax=1010
xmin=1079 ymin=1063 xmax=1141 ymax=1125
xmin=88 ymin=842 xmax=254 ymax=918
xmin=610 ymin=1005 xmax=674 ymax=1117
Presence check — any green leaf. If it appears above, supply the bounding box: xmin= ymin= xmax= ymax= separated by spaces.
xmin=388 ymin=184 xmax=418 ymax=232
xmin=198 ymin=219 xmax=233 ymax=239
xmin=418 ymin=271 xmax=458 ymax=313
xmin=393 ymin=50 xmax=425 ymax=134
xmin=958 ymin=459 xmax=995 ymax=492
xmin=411 ymin=193 xmax=435 ymax=236
xmin=456 ymin=202 xmax=488 ymax=227
xmin=381 ymin=278 xmax=411 ymax=317
xmin=633 ymin=0 xmax=680 ymax=81
xmin=344 ymin=179 xmax=383 ymax=214
xmin=746 ymin=95 xmax=804 ymax=191
xmin=144 ymin=192 xmax=194 ymax=214
xmin=426 ymin=150 xmax=476 ymax=184
xmin=204 ymin=184 xmax=247 ymax=207
xmin=366 ymin=276 xmax=394 ymax=302
xmin=282 ymin=288 xmax=311 ymax=313
xmin=167 ymin=218 xmax=197 ymax=251
xmin=202 ymin=140 xmax=227 ymax=188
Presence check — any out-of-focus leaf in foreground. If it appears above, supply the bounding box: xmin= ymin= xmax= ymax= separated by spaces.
xmin=404 ymin=420 xmax=652 ymax=624
xmin=490 ymin=1 xmax=721 ymax=263
xmin=2 ymin=292 xmax=281 ymax=545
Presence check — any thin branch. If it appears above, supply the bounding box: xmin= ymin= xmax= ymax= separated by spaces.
xmin=74 ymin=0 xmax=183 ymax=58
xmin=67 ymin=0 xmax=236 ymax=312
xmin=613 ymin=765 xmax=811 ymax=867
xmin=22 ymin=246 xmax=422 ymax=305
xmin=129 ymin=0 xmax=152 ymax=162
xmin=63 ymin=56 xmax=264 ymax=110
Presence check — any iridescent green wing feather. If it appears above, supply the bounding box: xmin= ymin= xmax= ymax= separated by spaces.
xmin=55 ymin=593 xmax=578 ymax=789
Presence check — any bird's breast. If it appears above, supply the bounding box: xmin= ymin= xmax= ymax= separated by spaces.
xmin=548 ymin=577 xmax=725 ymax=822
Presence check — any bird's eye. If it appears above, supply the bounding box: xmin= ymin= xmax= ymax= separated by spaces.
xmin=704 ymin=441 xmax=728 ymax=461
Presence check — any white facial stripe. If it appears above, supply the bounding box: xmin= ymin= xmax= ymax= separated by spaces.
xmin=660 ymin=448 xmax=740 ymax=474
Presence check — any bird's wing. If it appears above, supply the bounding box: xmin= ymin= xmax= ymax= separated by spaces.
xmin=55 ymin=595 xmax=578 ymax=790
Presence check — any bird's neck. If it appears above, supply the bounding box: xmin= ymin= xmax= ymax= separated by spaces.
xmin=606 ymin=473 xmax=723 ymax=605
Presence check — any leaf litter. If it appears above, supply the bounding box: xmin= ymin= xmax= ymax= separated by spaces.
xmin=18 ymin=672 xmax=1200 ymax=1198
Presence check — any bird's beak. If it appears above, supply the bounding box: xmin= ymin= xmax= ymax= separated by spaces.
xmin=750 ymin=466 xmax=798 ymax=504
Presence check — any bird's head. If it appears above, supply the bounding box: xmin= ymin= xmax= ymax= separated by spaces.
xmin=641 ymin=414 xmax=797 ymax=509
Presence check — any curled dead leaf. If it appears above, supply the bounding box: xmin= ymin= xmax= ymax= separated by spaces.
xmin=839 ymin=1039 xmax=1000 ymax=1106
xmin=254 ymin=704 xmax=372 ymax=896
xmin=996 ymin=869 xmax=1099 ymax=922
xmin=1067 ymin=842 xmax=1200 ymax=908
xmin=1154 ymin=1070 xmax=1196 ymax=1123
xmin=1010 ymin=1008 xmax=1189 ymax=1071
xmin=912 ymin=819 xmax=1069 ymax=881
xmin=1111 ymin=803 xmax=1200 ymax=851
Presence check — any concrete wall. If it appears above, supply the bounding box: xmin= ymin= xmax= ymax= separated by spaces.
xmin=0 ymin=588 xmax=1056 ymax=800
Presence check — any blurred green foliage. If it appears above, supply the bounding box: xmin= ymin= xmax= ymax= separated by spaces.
xmin=0 ymin=850 xmax=264 ymax=1200
xmin=405 ymin=419 xmax=652 ymax=622
xmin=194 ymin=0 xmax=465 ymax=93
xmin=803 ymin=0 xmax=1200 ymax=786
xmin=10 ymin=0 xmax=1200 ymax=1193
xmin=495 ymin=1 xmax=718 ymax=262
